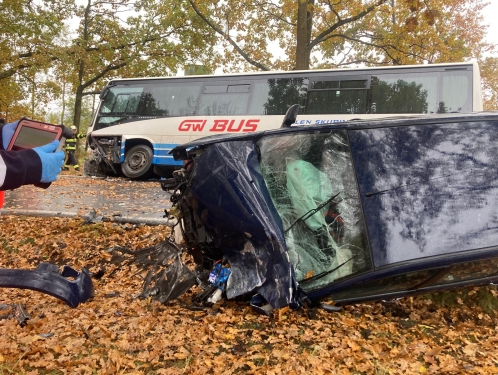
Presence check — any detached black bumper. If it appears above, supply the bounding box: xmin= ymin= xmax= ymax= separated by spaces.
xmin=0 ymin=263 xmax=94 ymax=308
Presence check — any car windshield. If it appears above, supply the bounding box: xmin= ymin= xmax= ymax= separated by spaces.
xmin=257 ymin=130 xmax=373 ymax=292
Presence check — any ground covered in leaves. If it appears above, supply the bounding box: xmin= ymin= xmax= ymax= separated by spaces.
xmin=1 ymin=215 xmax=498 ymax=374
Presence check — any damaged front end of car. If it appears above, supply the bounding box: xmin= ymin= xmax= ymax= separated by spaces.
xmin=161 ymin=140 xmax=302 ymax=312
xmin=153 ymin=108 xmax=371 ymax=313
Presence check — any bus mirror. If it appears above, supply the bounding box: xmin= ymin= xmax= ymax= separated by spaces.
xmin=99 ymin=88 xmax=107 ymax=99
xmin=280 ymin=104 xmax=300 ymax=128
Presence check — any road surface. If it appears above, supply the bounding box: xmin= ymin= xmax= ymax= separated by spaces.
xmin=0 ymin=175 xmax=173 ymax=225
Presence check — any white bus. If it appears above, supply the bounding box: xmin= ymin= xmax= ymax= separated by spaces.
xmin=86 ymin=62 xmax=483 ymax=179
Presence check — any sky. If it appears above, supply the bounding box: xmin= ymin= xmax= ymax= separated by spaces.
xmin=484 ymin=2 xmax=498 ymax=46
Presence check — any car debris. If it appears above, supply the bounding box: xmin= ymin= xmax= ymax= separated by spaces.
xmin=0 ymin=262 xmax=94 ymax=308
xmin=0 ymin=304 xmax=31 ymax=327
xmin=38 ymin=332 xmax=55 ymax=338
xmin=14 ymin=304 xmax=30 ymax=327
xmin=83 ymin=208 xmax=103 ymax=224
xmin=142 ymin=109 xmax=498 ymax=314
xmin=135 ymin=240 xmax=197 ymax=304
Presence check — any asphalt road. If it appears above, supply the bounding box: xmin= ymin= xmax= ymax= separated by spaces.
xmin=0 ymin=175 xmax=173 ymax=225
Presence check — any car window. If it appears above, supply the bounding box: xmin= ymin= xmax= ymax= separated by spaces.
xmin=258 ymin=129 xmax=372 ymax=292
xmin=350 ymin=120 xmax=498 ymax=267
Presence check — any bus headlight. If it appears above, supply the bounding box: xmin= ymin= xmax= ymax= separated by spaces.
xmin=97 ymin=138 xmax=114 ymax=146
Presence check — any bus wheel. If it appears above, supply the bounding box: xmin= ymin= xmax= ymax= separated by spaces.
xmin=122 ymin=144 xmax=153 ymax=179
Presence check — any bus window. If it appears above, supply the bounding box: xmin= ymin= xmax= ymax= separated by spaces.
xmin=441 ymin=73 xmax=470 ymax=112
xmin=248 ymin=78 xmax=307 ymax=115
xmin=101 ymin=87 xmax=144 ymax=114
xmin=94 ymin=86 xmax=144 ymax=130
xmin=370 ymin=70 xmax=472 ymax=114
xmin=113 ymin=93 xmax=141 ymax=113
xmin=306 ymin=79 xmax=368 ymax=115
xmin=199 ymin=83 xmax=251 ymax=115
xmin=143 ymin=82 xmax=202 ymax=117
xmin=228 ymin=84 xmax=250 ymax=93
xmin=204 ymin=85 xmax=228 ymax=94
xmin=370 ymin=73 xmax=433 ymax=114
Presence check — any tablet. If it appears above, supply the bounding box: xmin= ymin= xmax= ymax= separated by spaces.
xmin=6 ymin=118 xmax=65 ymax=151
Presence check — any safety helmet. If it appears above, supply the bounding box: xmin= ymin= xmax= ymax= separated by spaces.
xmin=70 ymin=126 xmax=77 ymax=130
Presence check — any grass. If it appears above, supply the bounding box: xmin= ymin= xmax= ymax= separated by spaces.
xmin=0 ymin=239 xmax=17 ymax=254
xmin=0 ymin=352 xmax=27 ymax=375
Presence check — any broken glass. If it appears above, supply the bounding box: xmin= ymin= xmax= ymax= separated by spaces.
xmin=258 ymin=130 xmax=373 ymax=292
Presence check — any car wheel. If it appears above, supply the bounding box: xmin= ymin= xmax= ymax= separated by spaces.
xmin=121 ymin=144 xmax=153 ymax=179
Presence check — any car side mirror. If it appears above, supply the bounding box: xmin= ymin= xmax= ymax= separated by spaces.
xmin=280 ymin=104 xmax=300 ymax=128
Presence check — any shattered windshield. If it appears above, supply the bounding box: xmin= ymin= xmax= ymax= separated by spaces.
xmin=258 ymin=130 xmax=372 ymax=292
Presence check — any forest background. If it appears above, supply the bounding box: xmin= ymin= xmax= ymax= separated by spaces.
xmin=1 ymin=0 xmax=498 ymax=136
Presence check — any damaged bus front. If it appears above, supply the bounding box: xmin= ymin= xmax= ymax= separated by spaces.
xmin=157 ymin=111 xmax=498 ymax=313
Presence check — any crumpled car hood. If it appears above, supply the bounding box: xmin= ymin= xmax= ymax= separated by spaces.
xmin=185 ymin=140 xmax=296 ymax=308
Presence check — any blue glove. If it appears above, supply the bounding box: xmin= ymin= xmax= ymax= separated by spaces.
xmin=2 ymin=121 xmax=19 ymax=149
xmin=33 ymin=140 xmax=65 ymax=183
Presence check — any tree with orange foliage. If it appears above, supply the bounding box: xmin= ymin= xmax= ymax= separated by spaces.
xmin=186 ymin=0 xmax=491 ymax=70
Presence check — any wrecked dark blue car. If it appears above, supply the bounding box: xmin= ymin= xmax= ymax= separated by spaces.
xmin=161 ymin=110 xmax=498 ymax=312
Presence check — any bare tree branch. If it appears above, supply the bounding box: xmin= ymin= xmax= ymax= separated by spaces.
xmin=326 ymin=32 xmax=428 ymax=64
xmin=309 ymin=0 xmax=389 ymax=50
xmin=252 ymin=0 xmax=295 ymax=26
xmin=188 ymin=0 xmax=270 ymax=71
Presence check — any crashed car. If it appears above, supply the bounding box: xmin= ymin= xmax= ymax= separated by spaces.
xmin=159 ymin=109 xmax=498 ymax=312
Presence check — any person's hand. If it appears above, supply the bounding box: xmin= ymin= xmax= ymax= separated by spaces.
xmin=33 ymin=140 xmax=65 ymax=183
xmin=2 ymin=121 xmax=18 ymax=149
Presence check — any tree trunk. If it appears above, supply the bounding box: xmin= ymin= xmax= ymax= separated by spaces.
xmin=72 ymin=0 xmax=90 ymax=132
xmin=73 ymin=85 xmax=84 ymax=131
xmin=61 ymin=81 xmax=66 ymax=125
xmin=296 ymin=0 xmax=312 ymax=70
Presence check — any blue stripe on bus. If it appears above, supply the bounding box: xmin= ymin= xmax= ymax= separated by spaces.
xmin=120 ymin=142 xmax=126 ymax=162
xmin=153 ymin=143 xmax=183 ymax=166
xmin=120 ymin=142 xmax=183 ymax=166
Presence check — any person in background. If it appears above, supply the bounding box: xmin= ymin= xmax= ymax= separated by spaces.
xmin=64 ymin=125 xmax=85 ymax=171
xmin=0 ymin=119 xmax=65 ymax=191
